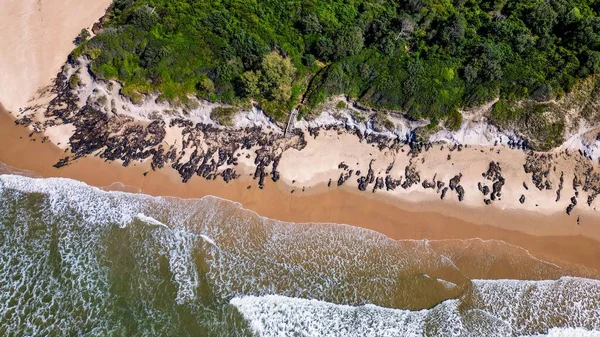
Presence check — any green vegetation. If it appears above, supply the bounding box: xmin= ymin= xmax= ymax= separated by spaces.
xmin=69 ymin=73 xmax=81 ymax=89
xmin=74 ymin=28 xmax=91 ymax=45
xmin=335 ymin=101 xmax=347 ymax=110
xmin=373 ymin=112 xmax=395 ymax=132
xmin=77 ymin=0 xmax=600 ymax=131
xmin=491 ymin=100 xmax=565 ymax=150
xmin=210 ymin=107 xmax=236 ymax=126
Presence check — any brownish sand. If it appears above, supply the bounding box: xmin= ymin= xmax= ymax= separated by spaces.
xmin=1 ymin=106 xmax=599 ymax=278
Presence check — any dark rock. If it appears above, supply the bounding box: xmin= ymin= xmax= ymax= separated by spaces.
xmin=436 ymin=181 xmax=445 ymax=193
xmin=401 ymin=165 xmax=421 ymax=189
xmin=221 ymin=168 xmax=239 ymax=183
xmin=482 ymin=185 xmax=490 ymax=196
xmin=53 ymin=157 xmax=70 ymax=168
xmin=373 ymin=177 xmax=384 ymax=192
xmin=456 ymin=185 xmax=465 ymax=201
xmin=386 ymin=162 xmax=395 ymax=174
xmin=556 ymin=172 xmax=564 ymax=202
xmin=524 ymin=152 xmax=553 ymax=191
xmin=338 ymin=172 xmax=352 ymax=186
xmin=566 ymin=204 xmax=575 ymax=215
xmin=357 ymin=177 xmax=367 ymax=191
xmin=440 ymin=187 xmax=449 ymax=200
xmin=449 ymin=174 xmax=462 ymax=191
xmin=482 ymin=161 xmax=502 ymax=181
xmin=573 ymin=175 xmax=582 ymax=192
xmin=491 ymin=177 xmax=505 ymax=201
xmin=385 ymin=175 xmax=402 ymax=191
xmin=566 ymin=196 xmax=578 ymax=215
xmin=422 ymin=179 xmax=436 ymax=189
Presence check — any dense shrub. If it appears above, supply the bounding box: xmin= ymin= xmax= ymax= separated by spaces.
xmin=77 ymin=0 xmax=600 ymax=125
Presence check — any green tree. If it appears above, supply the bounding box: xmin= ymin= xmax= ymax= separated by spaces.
xmin=334 ymin=26 xmax=365 ymax=60
xmin=241 ymin=71 xmax=261 ymax=97
xmin=260 ymin=51 xmax=296 ymax=102
xmin=527 ymin=2 xmax=558 ymax=36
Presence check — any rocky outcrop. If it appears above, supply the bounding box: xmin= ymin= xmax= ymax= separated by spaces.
xmin=567 ymin=196 xmax=578 ymax=215
xmin=448 ymin=174 xmax=465 ymax=201
xmin=401 ymin=164 xmax=421 ymax=189
xmin=385 ymin=175 xmax=402 ymax=191
xmin=523 ymin=152 xmax=553 ymax=191
xmin=422 ymin=179 xmax=436 ymax=189
xmin=556 ymin=172 xmax=564 ymax=202
xmin=41 ymin=78 xmax=307 ymax=187
xmin=440 ymin=187 xmax=449 ymax=200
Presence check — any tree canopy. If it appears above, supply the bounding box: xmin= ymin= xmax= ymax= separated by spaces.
xmin=76 ymin=0 xmax=600 ymax=123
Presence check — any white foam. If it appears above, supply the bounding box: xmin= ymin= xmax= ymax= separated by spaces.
xmin=0 ymin=174 xmax=206 ymax=310
xmin=2 ymin=174 xmax=600 ymax=336
xmin=437 ymin=278 xmax=458 ymax=290
xmin=136 ymin=213 xmax=169 ymax=228
xmin=232 ymin=291 xmax=600 ymax=337
xmin=200 ymin=234 xmax=218 ymax=247
xmin=231 ymin=295 xmax=430 ymax=337
xmin=471 ymin=277 xmax=600 ymax=335
xmin=523 ymin=328 xmax=600 ymax=337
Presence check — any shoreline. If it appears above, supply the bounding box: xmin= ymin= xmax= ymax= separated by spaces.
xmin=1 ymin=0 xmax=600 ymax=280
xmin=2 ymin=106 xmax=600 ymax=277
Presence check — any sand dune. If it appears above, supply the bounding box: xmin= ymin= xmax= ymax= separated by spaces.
xmin=0 ymin=0 xmax=111 ymax=112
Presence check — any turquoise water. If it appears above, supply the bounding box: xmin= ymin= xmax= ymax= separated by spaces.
xmin=0 ymin=174 xmax=599 ymax=336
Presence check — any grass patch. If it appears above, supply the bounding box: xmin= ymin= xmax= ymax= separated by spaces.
xmin=210 ymin=107 xmax=236 ymax=126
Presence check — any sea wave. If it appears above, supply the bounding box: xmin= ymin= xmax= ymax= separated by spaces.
xmin=1 ymin=174 xmax=599 ymax=336
xmin=231 ymin=287 xmax=600 ymax=337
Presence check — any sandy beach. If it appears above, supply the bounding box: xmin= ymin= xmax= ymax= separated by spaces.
xmin=2 ymin=105 xmax=600 ymax=279
xmin=0 ymin=0 xmax=111 ymax=112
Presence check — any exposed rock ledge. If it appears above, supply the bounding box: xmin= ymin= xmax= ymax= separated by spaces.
xmin=10 ymin=58 xmax=600 ymax=220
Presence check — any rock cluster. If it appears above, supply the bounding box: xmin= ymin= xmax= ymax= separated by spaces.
xmin=35 ymin=74 xmax=306 ymax=188
xmin=357 ymin=160 xmax=376 ymax=191
xmin=567 ymin=196 xmax=577 ymax=215
xmin=556 ymin=172 xmax=564 ymax=202
xmin=523 ymin=152 xmax=553 ymax=191
xmin=401 ymin=164 xmax=421 ymax=189
xmin=18 ymin=63 xmax=600 ymax=221
xmin=448 ymin=174 xmax=465 ymax=201
xmin=478 ymin=161 xmax=505 ymax=204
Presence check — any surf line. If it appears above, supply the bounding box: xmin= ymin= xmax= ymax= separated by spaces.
xmin=135 ymin=213 xmax=219 ymax=248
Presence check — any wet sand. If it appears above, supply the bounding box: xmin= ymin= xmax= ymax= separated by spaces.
xmin=1 ymin=106 xmax=599 ymax=278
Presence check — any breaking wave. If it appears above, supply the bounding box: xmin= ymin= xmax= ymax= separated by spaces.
xmin=0 ymin=174 xmax=599 ymax=336
xmin=231 ymin=276 xmax=600 ymax=337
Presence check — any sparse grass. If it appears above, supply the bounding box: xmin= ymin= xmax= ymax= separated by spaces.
xmin=490 ymin=100 xmax=525 ymax=129
xmin=444 ymin=109 xmax=463 ymax=131
xmin=373 ymin=113 xmax=394 ymax=132
xmin=69 ymin=74 xmax=81 ymax=90
xmin=210 ymin=107 xmax=236 ymax=126
xmin=351 ymin=110 xmax=366 ymax=122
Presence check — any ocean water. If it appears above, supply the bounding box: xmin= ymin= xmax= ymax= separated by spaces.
xmin=0 ymin=174 xmax=599 ymax=336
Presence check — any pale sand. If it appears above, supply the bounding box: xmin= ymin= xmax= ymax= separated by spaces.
xmin=278 ymin=129 xmax=600 ymax=237
xmin=0 ymin=0 xmax=111 ymax=112
xmin=1 ymin=108 xmax=600 ymax=278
